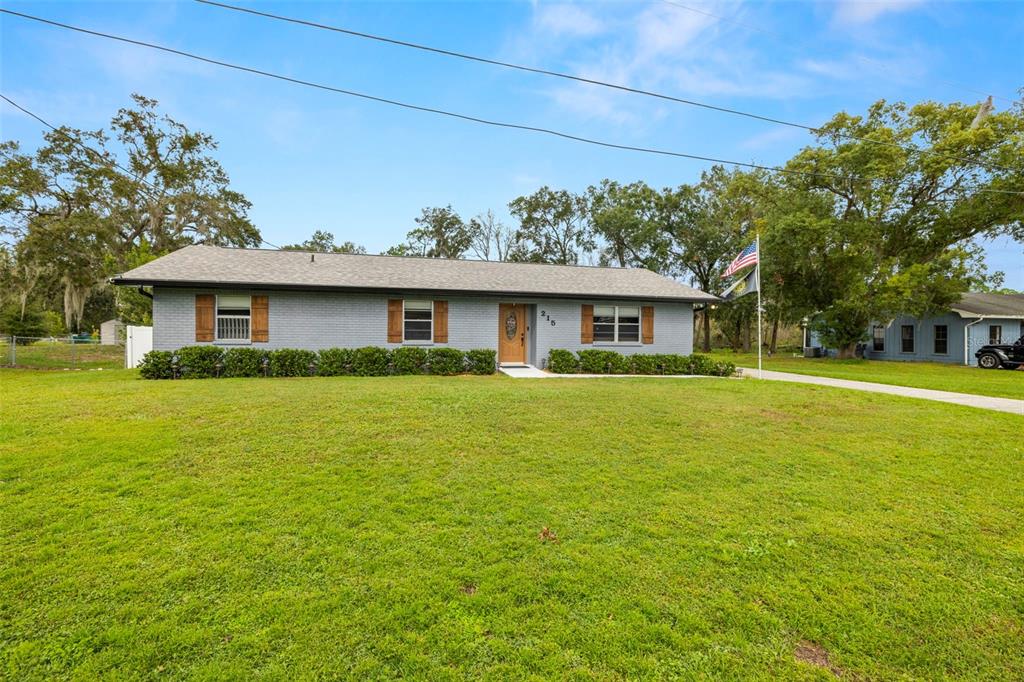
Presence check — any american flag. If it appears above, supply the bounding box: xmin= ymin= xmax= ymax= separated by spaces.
xmin=721 ymin=242 xmax=758 ymax=279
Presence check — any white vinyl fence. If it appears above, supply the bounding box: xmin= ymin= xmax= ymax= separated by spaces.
xmin=125 ymin=326 xmax=153 ymax=369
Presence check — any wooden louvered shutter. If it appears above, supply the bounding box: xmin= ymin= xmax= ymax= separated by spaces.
xmin=195 ymin=294 xmax=215 ymax=342
xmin=387 ymin=299 xmax=403 ymax=343
xmin=581 ymin=304 xmax=594 ymax=344
xmin=433 ymin=300 xmax=448 ymax=343
xmin=251 ymin=295 xmax=269 ymax=342
xmin=641 ymin=306 xmax=654 ymax=344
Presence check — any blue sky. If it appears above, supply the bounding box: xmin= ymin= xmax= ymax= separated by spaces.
xmin=2 ymin=0 xmax=1021 ymax=286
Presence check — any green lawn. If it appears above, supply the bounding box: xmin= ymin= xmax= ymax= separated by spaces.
xmin=708 ymin=350 xmax=1024 ymax=400
xmin=2 ymin=370 xmax=1022 ymax=679
xmin=1 ymin=340 xmax=124 ymax=370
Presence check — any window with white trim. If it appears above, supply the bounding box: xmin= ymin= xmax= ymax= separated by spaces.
xmin=872 ymin=325 xmax=885 ymax=352
xmin=216 ymin=294 xmax=251 ymax=342
xmin=593 ymin=305 xmax=641 ymax=343
xmin=933 ymin=325 xmax=948 ymax=354
xmin=989 ymin=325 xmax=1002 ymax=344
xmin=403 ymin=300 xmax=433 ymax=342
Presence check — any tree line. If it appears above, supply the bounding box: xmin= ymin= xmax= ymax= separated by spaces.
xmin=3 ymin=94 xmax=1022 ymax=354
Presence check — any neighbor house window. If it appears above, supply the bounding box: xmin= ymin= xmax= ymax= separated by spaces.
xmin=933 ymin=325 xmax=948 ymax=354
xmin=872 ymin=325 xmax=885 ymax=352
xmin=989 ymin=325 xmax=1002 ymax=344
xmin=593 ymin=305 xmax=640 ymax=343
xmin=216 ymin=294 xmax=251 ymax=342
xmin=403 ymin=300 xmax=433 ymax=342
xmin=900 ymin=325 xmax=914 ymax=353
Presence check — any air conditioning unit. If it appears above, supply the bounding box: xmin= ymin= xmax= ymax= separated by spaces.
xmin=803 ymin=346 xmax=822 ymax=358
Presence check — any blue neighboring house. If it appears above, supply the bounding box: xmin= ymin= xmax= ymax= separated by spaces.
xmin=805 ymin=292 xmax=1024 ymax=366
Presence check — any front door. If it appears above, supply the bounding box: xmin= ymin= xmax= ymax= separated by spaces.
xmin=498 ymin=303 xmax=526 ymax=364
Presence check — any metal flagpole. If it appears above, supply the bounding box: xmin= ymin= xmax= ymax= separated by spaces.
xmin=755 ymin=233 xmax=762 ymax=379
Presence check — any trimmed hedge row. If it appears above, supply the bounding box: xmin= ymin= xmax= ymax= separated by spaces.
xmin=138 ymin=346 xmax=497 ymax=379
xmin=547 ymin=349 xmax=735 ymax=377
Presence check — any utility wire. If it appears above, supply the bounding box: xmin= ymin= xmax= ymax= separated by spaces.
xmin=658 ymin=0 xmax=1019 ymax=105
xmin=0 ymin=91 xmax=282 ymax=250
xmin=3 ymin=10 xmax=1020 ymax=195
xmin=0 ymin=8 xmax=862 ymax=183
xmin=195 ymin=0 xmax=1014 ymax=174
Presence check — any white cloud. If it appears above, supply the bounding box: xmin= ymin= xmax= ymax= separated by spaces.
xmin=516 ymin=1 xmax=818 ymax=126
xmin=739 ymin=126 xmax=806 ymax=151
xmin=833 ymin=0 xmax=926 ymax=25
xmin=534 ymin=4 xmax=604 ymax=37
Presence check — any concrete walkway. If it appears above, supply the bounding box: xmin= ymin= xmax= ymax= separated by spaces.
xmin=497 ymin=365 xmax=709 ymax=380
xmin=738 ymin=368 xmax=1023 ymax=415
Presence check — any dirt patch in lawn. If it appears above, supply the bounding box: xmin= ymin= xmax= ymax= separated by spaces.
xmin=795 ymin=640 xmax=842 ymax=677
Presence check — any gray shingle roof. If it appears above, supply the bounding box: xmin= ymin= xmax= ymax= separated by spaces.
xmin=111 ymin=245 xmax=716 ymax=302
xmin=951 ymin=292 xmax=1024 ymax=318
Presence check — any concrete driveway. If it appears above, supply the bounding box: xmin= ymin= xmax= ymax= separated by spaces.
xmin=738 ymin=368 xmax=1023 ymax=415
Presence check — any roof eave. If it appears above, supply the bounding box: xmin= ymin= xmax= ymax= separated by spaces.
xmin=952 ymin=308 xmax=1024 ymax=319
xmin=108 ymin=276 xmax=717 ymax=303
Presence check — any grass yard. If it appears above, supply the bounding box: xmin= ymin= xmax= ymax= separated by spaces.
xmin=2 ymin=370 xmax=1022 ymax=679
xmin=1 ymin=340 xmax=124 ymax=370
xmin=709 ymin=350 xmax=1024 ymax=400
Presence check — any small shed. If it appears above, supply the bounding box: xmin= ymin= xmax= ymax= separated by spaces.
xmin=100 ymin=319 xmax=126 ymax=345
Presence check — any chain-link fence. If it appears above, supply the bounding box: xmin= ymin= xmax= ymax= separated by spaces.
xmin=2 ymin=336 xmax=125 ymax=370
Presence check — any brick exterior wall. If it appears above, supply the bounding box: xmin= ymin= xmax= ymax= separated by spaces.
xmin=152 ymin=287 xmax=695 ymax=364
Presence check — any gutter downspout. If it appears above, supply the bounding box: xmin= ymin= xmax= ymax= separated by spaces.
xmin=137 ymin=286 xmax=153 ymax=300
xmin=964 ymin=316 xmax=985 ymax=366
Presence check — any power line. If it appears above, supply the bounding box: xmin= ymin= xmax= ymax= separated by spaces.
xmin=3 ymin=9 xmax=1019 ymax=197
xmin=0 ymin=8 xmax=861 ymax=183
xmin=194 ymin=0 xmax=1013 ymax=174
xmin=0 ymin=92 xmax=282 ymax=250
xmin=658 ymin=0 xmax=1020 ymax=105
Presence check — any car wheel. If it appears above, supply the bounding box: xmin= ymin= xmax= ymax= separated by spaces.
xmin=977 ymin=353 xmax=1001 ymax=369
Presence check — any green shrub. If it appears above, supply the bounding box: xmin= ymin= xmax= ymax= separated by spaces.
xmin=138 ymin=350 xmax=173 ymax=379
xmin=608 ymin=352 xmax=631 ymax=374
xmin=658 ymin=354 xmax=690 ymax=375
xmin=630 ymin=354 xmax=659 ymax=375
xmin=547 ymin=349 xmax=578 ymax=374
xmin=392 ymin=346 xmax=428 ymax=375
xmin=352 ymin=346 xmax=390 ymax=376
xmin=269 ymin=348 xmax=317 ymax=377
xmin=177 ymin=346 xmax=223 ymax=379
xmin=222 ymin=347 xmax=267 ymax=377
xmin=466 ymin=349 xmax=497 ymax=375
xmin=318 ymin=347 xmax=353 ymax=376
xmin=427 ymin=348 xmax=465 ymax=376
xmin=578 ymin=349 xmax=622 ymax=374
xmin=710 ymin=360 xmax=736 ymax=377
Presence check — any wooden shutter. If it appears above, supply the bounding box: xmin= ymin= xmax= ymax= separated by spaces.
xmin=581 ymin=304 xmax=594 ymax=344
xmin=387 ymin=299 xmax=403 ymax=343
xmin=195 ymin=294 xmax=215 ymax=342
xmin=251 ymin=295 xmax=269 ymax=342
xmin=641 ymin=306 xmax=654 ymax=344
xmin=433 ymin=300 xmax=448 ymax=343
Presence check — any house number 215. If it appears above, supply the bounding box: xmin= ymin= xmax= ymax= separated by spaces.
xmin=539 ymin=310 xmax=556 ymax=326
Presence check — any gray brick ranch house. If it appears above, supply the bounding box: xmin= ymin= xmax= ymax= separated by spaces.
xmin=111 ymin=245 xmax=716 ymax=368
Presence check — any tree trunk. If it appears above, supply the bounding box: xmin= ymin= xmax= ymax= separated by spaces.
xmin=835 ymin=343 xmax=857 ymax=359
xmin=769 ymin=317 xmax=779 ymax=354
xmin=742 ymin=317 xmax=751 ymax=352
xmin=702 ymin=308 xmax=711 ymax=352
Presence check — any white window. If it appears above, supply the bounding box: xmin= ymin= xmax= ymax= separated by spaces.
xmin=594 ymin=305 xmax=641 ymax=343
xmin=403 ymin=300 xmax=433 ymax=342
xmin=216 ymin=294 xmax=251 ymax=342
xmin=872 ymin=325 xmax=885 ymax=352
xmin=990 ymin=325 xmax=1002 ymax=344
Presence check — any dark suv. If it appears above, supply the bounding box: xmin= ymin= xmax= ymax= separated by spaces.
xmin=975 ymin=334 xmax=1024 ymax=369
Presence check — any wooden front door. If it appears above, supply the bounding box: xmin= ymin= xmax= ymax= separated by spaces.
xmin=498 ymin=303 xmax=526 ymax=364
